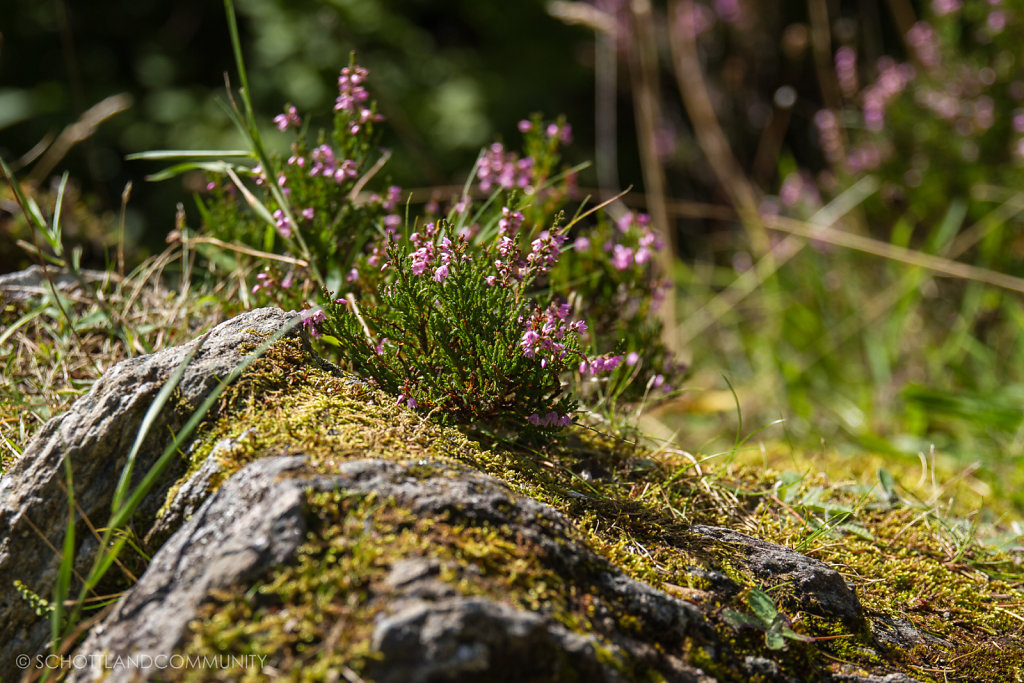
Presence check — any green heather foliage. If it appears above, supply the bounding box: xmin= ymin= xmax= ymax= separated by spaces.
xmin=320 ymin=217 xmax=588 ymax=434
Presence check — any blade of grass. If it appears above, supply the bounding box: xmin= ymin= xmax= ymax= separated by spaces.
xmin=51 ymin=456 xmax=76 ymax=651
xmin=125 ymin=149 xmax=251 ymax=160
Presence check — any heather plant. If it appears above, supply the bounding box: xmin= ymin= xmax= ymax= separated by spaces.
xmin=549 ymin=209 xmax=680 ymax=401
xmin=168 ymin=38 xmax=679 ymax=437
xmin=318 ymin=213 xmax=627 ymax=436
xmin=197 ymin=58 xmax=397 ymax=310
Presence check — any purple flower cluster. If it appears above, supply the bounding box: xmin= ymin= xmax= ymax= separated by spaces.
xmin=408 ymin=223 xmax=464 ymax=283
xmin=834 ymin=47 xmax=858 ymax=99
xmin=578 ymin=353 xmax=623 ymax=376
xmin=526 ymin=230 xmax=567 ymax=276
xmin=605 ymin=212 xmax=661 ymax=271
xmin=814 ymin=109 xmax=844 ymax=163
xmin=931 ymin=0 xmax=961 ymax=17
xmin=251 ymin=268 xmax=295 ymax=295
xmin=675 ymin=1 xmax=715 ymax=39
xmin=488 ymin=207 xmax=529 ymax=286
xmin=272 ymin=209 xmax=292 ymax=238
xmin=333 ymin=65 xmax=385 ymax=134
xmin=309 ymin=145 xmax=358 ymax=183
xmin=527 ymin=411 xmax=573 ymax=427
xmin=336 ymin=65 xmax=370 ymax=113
xmin=860 ymin=57 xmax=917 ymax=132
xmin=301 ymin=308 xmax=326 ymax=339
xmin=545 ymin=122 xmax=572 ymax=145
xmin=274 ymin=105 xmax=302 ymax=131
xmin=477 ymin=143 xmax=535 ymax=192
xmin=517 ymin=118 xmax=573 ymax=145
xmin=907 ymin=22 xmax=940 ymax=69
xmin=519 ymin=303 xmax=586 ymax=368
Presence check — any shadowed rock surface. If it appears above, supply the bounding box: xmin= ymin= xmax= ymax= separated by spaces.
xmin=0 ymin=307 xmax=297 ymax=680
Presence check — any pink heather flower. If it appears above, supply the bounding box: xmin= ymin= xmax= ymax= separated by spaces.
xmin=543 ymin=122 xmax=572 ymax=144
xmin=498 ymin=207 xmax=524 ymax=235
xmin=272 ymin=209 xmax=292 ymax=238
xmin=1013 ymin=111 xmax=1024 ymax=133
xmin=834 ymin=47 xmax=858 ymax=98
xmin=336 ymin=65 xmax=371 ymax=113
xmin=573 ymin=236 xmax=591 ymax=252
xmin=411 ymin=247 xmax=432 ymax=276
xmin=906 ymin=22 xmax=940 ymax=68
xmin=526 ymin=230 xmax=567 ymax=276
xmin=477 ymin=142 xmax=535 ymax=192
xmin=273 ymin=105 xmax=302 ymax=131
xmin=301 ymin=207 xmax=315 ymax=220
xmin=251 ymin=271 xmax=273 ymax=295
xmin=611 ymin=244 xmax=634 ymax=270
xmin=626 ymin=352 xmax=640 ymax=366
xmin=779 ymin=173 xmax=804 ymax=207
xmin=346 ymin=268 xmax=359 ymax=282
xmin=309 ymin=145 xmax=336 ymax=178
xmin=987 ymin=10 xmax=1006 ymax=33
xmin=397 ymin=394 xmax=417 ymax=409
xmin=384 ymin=214 xmax=401 ymax=228
xmin=520 ymin=330 xmax=541 ymax=357
xmin=518 ymin=303 xmax=586 ymax=367
xmin=383 ymin=186 xmax=402 ymax=211
xmin=931 ymin=0 xmax=961 ymax=15
xmin=814 ymin=109 xmax=845 ymax=160
xmin=457 ymin=223 xmax=479 ymax=241
xmin=579 ymin=354 xmax=623 ymax=376
xmin=301 ymin=309 xmax=326 ymax=339
xmin=433 ymin=264 xmax=450 ymax=283
xmin=527 ymin=412 xmax=572 ymax=428
xmin=518 ymin=119 xmax=533 ymax=133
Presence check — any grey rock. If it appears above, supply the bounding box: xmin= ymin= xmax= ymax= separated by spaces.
xmin=144 ymin=428 xmax=258 ymax=547
xmin=69 ymin=456 xmax=715 ymax=683
xmin=67 ymin=456 xmax=311 ymax=682
xmin=686 ymin=524 xmax=865 ymax=625
xmin=369 ymin=597 xmax=623 ymax=683
xmin=0 ymin=265 xmax=114 ymax=302
xmin=0 ymin=307 xmax=298 ymax=680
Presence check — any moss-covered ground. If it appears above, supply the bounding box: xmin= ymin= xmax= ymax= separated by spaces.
xmin=164 ymin=337 xmax=1024 ymax=681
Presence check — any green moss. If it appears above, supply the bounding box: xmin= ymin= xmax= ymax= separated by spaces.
xmin=162 ymin=338 xmax=1023 ymax=681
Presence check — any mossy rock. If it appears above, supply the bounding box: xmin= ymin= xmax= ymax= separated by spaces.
xmin=3 ymin=309 xmax=1022 ymax=681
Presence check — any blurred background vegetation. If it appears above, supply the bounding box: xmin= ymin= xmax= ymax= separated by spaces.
xmin=3 ymin=0 xmax=1024 ymax=519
